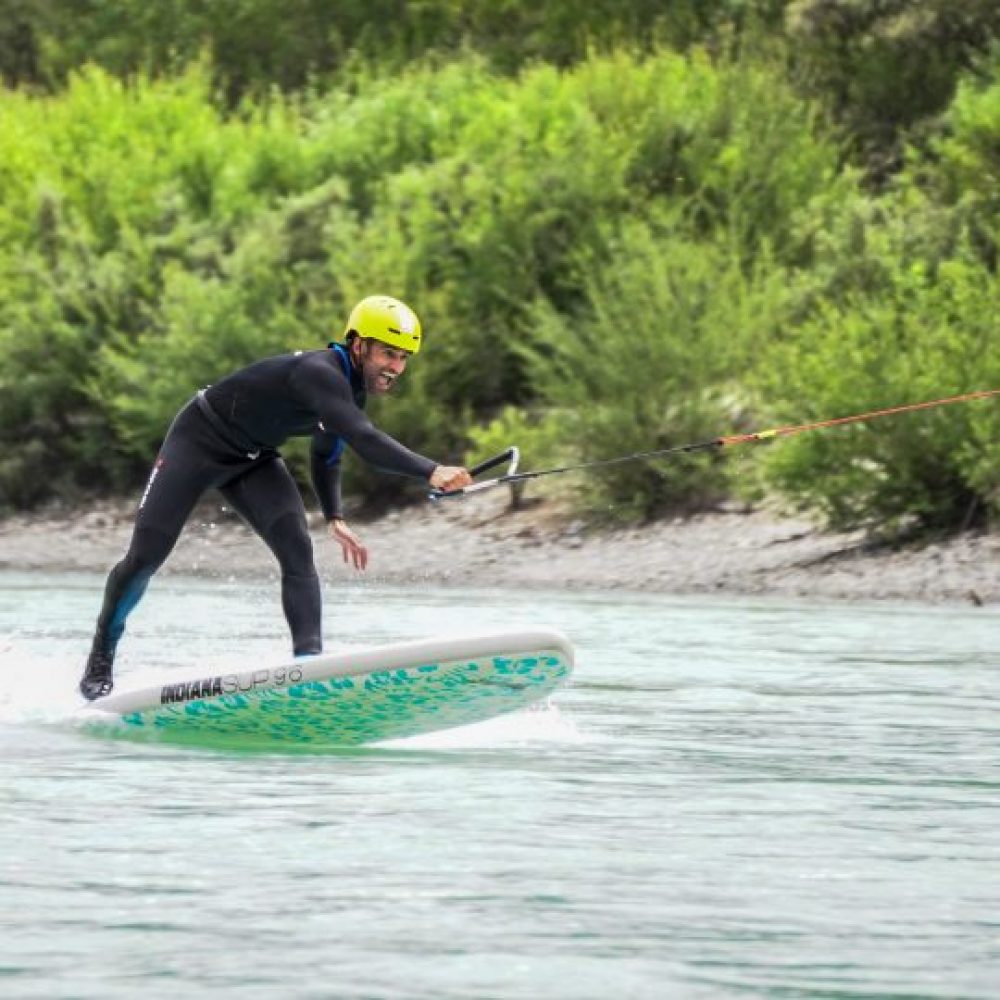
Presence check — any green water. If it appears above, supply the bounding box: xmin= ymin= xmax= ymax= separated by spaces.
xmin=1 ymin=570 xmax=997 ymax=998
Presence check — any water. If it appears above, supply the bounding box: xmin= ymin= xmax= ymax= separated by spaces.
xmin=0 ymin=569 xmax=997 ymax=999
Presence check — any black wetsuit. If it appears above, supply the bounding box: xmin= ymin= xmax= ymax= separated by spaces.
xmin=89 ymin=345 xmax=434 ymax=662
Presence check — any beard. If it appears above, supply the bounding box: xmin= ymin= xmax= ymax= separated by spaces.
xmin=363 ymin=366 xmax=399 ymax=394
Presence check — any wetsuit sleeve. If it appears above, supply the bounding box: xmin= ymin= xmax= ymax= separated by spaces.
xmin=310 ymin=431 xmax=344 ymax=520
xmin=290 ymin=355 xmax=437 ymax=480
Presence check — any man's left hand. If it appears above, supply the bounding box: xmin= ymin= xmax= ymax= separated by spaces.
xmin=329 ymin=517 xmax=368 ymax=571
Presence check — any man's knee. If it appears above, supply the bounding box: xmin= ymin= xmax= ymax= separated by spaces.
xmin=265 ymin=511 xmax=314 ymax=574
xmin=123 ymin=526 xmax=176 ymax=577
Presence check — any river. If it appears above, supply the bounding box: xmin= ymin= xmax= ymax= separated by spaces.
xmin=1 ymin=570 xmax=997 ymax=998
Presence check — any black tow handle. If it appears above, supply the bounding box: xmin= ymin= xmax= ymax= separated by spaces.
xmin=428 ymin=446 xmax=520 ymax=501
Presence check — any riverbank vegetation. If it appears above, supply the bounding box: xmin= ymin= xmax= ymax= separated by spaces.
xmin=1 ymin=1 xmax=998 ymax=533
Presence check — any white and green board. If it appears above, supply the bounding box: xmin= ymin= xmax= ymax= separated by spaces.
xmin=76 ymin=628 xmax=574 ymax=750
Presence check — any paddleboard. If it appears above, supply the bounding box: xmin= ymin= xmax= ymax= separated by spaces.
xmin=75 ymin=628 xmax=574 ymax=750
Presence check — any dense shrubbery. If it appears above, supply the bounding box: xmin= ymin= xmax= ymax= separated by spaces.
xmin=520 ymin=218 xmax=794 ymax=520
xmin=2 ymin=1 xmax=783 ymax=97
xmin=1 ymin=4 xmax=998 ymax=534
xmin=758 ymin=245 xmax=999 ymax=531
xmin=785 ymin=0 xmax=1000 ymax=176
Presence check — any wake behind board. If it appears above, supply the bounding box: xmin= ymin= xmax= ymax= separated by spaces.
xmin=75 ymin=628 xmax=574 ymax=750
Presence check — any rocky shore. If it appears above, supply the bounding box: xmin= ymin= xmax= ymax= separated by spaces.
xmin=1 ymin=489 xmax=997 ymax=606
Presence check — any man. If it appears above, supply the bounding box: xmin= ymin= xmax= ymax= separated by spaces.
xmin=79 ymin=295 xmax=472 ymax=700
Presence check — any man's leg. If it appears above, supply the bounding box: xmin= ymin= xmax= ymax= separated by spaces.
xmin=221 ymin=458 xmax=322 ymax=656
xmin=81 ymin=406 xmax=216 ymax=699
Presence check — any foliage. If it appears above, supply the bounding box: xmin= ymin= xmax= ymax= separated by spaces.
xmin=756 ymin=227 xmax=1000 ymax=533
xmin=786 ymin=0 xmax=1000 ymax=177
xmin=522 ymin=217 xmax=792 ymax=521
xmin=465 ymin=407 xmax=569 ymax=481
xmin=921 ymin=53 xmax=1000 ymax=268
xmin=1 ymin=25 xmax=999 ymax=534
xmin=1 ymin=1 xmax=788 ymax=97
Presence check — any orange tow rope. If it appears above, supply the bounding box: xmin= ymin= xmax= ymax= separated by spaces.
xmin=432 ymin=388 xmax=1000 ymax=499
xmin=717 ymin=388 xmax=1000 ymax=447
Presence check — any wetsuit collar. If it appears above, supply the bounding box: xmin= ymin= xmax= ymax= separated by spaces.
xmin=329 ymin=342 xmax=366 ymax=408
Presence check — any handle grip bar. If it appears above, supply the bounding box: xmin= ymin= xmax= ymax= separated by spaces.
xmin=429 ymin=446 xmax=520 ymax=500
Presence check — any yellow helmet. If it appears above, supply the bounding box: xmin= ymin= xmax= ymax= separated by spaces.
xmin=343 ymin=295 xmax=422 ymax=354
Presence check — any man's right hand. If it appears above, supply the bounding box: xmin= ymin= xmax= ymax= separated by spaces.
xmin=429 ymin=465 xmax=473 ymax=493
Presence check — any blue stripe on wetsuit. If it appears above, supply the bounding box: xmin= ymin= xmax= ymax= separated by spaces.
xmin=107 ymin=572 xmax=153 ymax=650
xmin=324 ymin=344 xmax=351 ymax=467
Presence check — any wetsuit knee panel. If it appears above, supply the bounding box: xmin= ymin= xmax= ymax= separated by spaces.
xmin=122 ymin=526 xmax=177 ymax=577
xmin=264 ymin=511 xmax=315 ymax=574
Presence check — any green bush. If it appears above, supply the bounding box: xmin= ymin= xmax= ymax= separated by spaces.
xmin=757 ymin=247 xmax=1000 ymax=533
xmin=465 ymin=406 xmax=568 ymax=475
xmin=2 ymin=1 xmax=789 ymax=98
xmin=2 ymin=38 xmax=997 ymax=535
xmin=519 ymin=217 xmax=791 ymax=520
xmin=786 ymin=0 xmax=1000 ymax=175
xmin=923 ymin=54 xmax=1000 ymax=267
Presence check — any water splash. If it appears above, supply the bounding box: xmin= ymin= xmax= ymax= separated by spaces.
xmin=0 ymin=639 xmax=245 ymax=729
xmin=0 ymin=639 xmax=84 ymax=724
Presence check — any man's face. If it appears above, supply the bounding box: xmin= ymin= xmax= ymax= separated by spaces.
xmin=354 ymin=338 xmax=411 ymax=394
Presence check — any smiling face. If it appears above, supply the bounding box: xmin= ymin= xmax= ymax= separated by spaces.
xmin=351 ymin=337 xmax=412 ymax=394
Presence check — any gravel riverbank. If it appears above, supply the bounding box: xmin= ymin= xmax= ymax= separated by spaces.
xmin=1 ymin=490 xmax=996 ymax=606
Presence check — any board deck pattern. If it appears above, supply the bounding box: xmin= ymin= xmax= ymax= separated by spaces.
xmin=84 ymin=650 xmax=571 ymax=749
